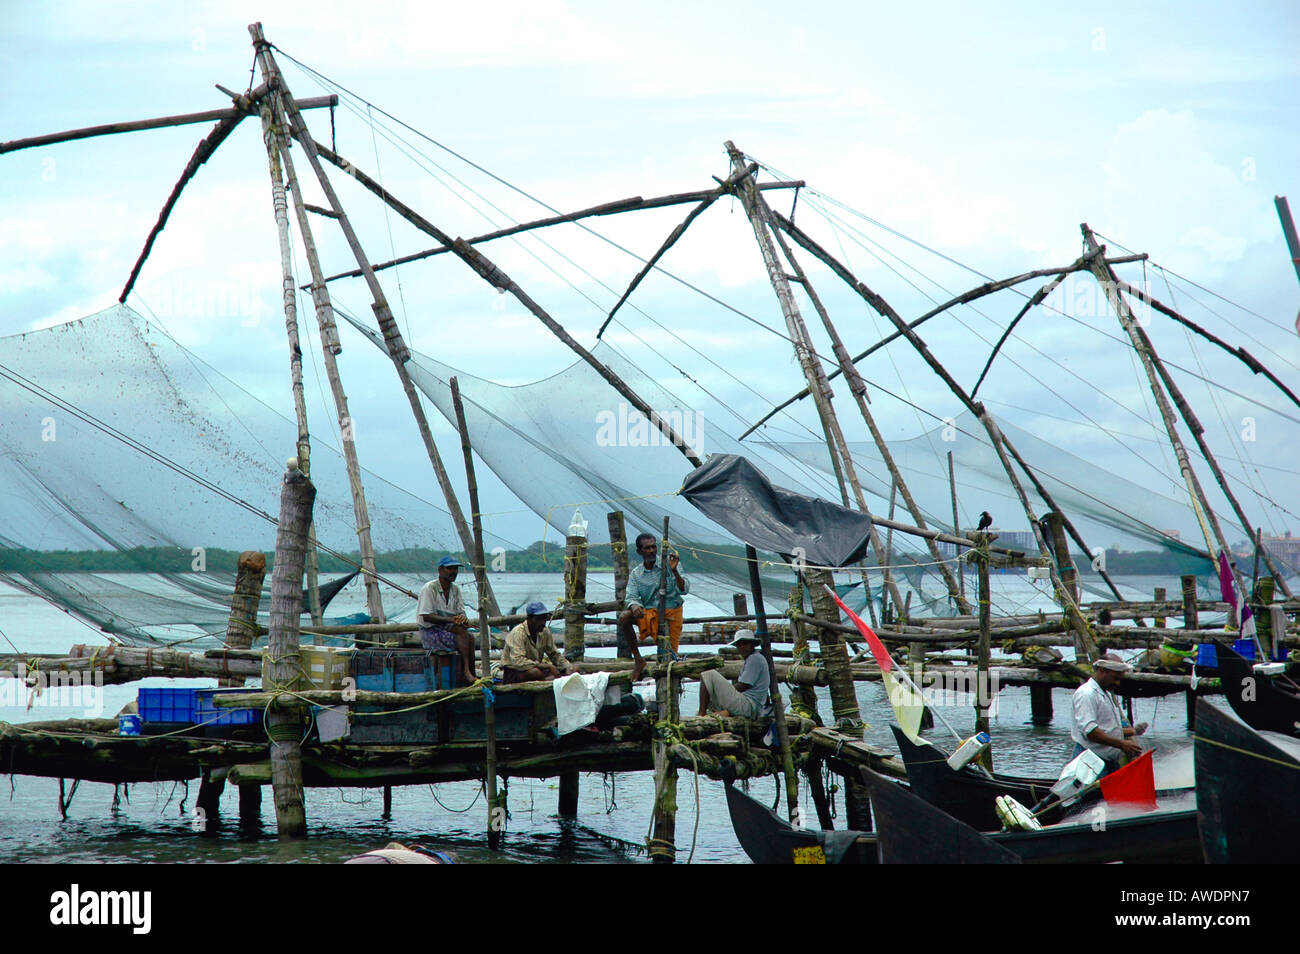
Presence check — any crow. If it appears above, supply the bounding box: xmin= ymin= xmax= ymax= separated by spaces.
xmin=977 ymin=511 xmax=993 ymax=531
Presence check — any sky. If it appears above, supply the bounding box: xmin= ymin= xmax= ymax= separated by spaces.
xmin=2 ymin=1 xmax=1299 ymax=560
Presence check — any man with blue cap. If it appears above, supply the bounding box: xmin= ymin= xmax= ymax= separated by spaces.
xmin=418 ymin=555 xmax=474 ymax=686
xmin=500 ymin=601 xmax=574 ymax=684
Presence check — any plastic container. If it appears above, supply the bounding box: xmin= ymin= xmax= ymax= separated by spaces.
xmin=261 ymin=645 xmax=351 ymax=692
xmin=1196 ymin=643 xmax=1217 ymax=668
xmin=118 ymin=714 xmax=141 ymax=736
xmin=1233 ymin=639 xmax=1256 ymax=662
xmin=196 ymin=688 xmax=262 ymax=728
xmin=946 ymin=731 xmax=991 ymax=771
xmin=137 ymin=687 xmax=198 ymax=724
xmin=567 ymin=507 xmax=588 ymax=538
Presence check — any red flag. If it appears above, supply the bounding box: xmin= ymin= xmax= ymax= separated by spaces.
xmin=826 ymin=586 xmax=893 ymax=672
xmin=1099 ymin=749 xmax=1156 ymax=811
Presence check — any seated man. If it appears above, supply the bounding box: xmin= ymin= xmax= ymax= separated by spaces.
xmin=417 ymin=555 xmax=475 ymax=686
xmin=617 ymin=532 xmax=688 ymax=677
xmin=1070 ymin=652 xmax=1146 ymax=773
xmin=500 ymin=601 xmax=575 ymax=684
xmin=698 ymin=630 xmax=770 ymax=720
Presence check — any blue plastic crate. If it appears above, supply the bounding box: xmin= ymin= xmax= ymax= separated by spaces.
xmin=1196 ymin=643 xmax=1217 ymax=667
xmin=196 ymin=688 xmax=262 ymax=727
xmin=1232 ymin=639 xmax=1256 ymax=661
xmin=138 ymin=687 xmax=197 ymax=724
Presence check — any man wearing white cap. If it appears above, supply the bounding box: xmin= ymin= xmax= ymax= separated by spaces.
xmin=697 ymin=630 xmax=771 ymax=720
xmin=1070 ymin=653 xmax=1146 ymax=771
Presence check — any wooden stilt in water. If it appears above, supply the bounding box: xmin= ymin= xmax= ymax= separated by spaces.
xmin=382 ymin=786 xmax=392 ymax=819
xmin=197 ymin=769 xmax=225 ymax=835
xmin=558 ymin=770 xmax=580 ymax=818
xmin=238 ymin=783 xmax=262 ymax=828
xmin=265 ymin=463 xmax=316 ymax=839
xmin=221 ymin=551 xmax=266 ymax=688
xmin=450 ymin=376 xmax=502 ymax=850
xmin=1030 ymin=685 xmax=1054 ymax=725
xmin=1154 ymin=587 xmax=1167 ymax=629
xmin=806 ymin=758 xmax=834 ymax=831
xmin=1186 ymin=688 xmax=1198 ymax=729
xmin=608 ymin=511 xmax=629 ymax=605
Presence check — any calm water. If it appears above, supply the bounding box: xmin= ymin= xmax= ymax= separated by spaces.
xmin=0 ymin=571 xmax=1218 ymax=863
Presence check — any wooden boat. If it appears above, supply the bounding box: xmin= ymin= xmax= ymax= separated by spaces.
xmin=861 ymin=768 xmax=1203 ymax=864
xmin=1211 ymin=640 xmax=1300 ymax=736
xmin=889 ymin=725 xmax=1079 ymax=829
xmin=1194 ymin=699 xmax=1300 ymax=863
xmin=726 ymin=771 xmax=1202 ymax=864
xmin=723 ymin=781 xmax=877 ymax=864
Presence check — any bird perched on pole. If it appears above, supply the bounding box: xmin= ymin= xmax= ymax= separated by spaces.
xmin=977 ymin=511 xmax=993 ymax=531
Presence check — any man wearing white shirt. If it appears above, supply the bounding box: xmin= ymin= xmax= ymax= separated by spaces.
xmin=1070 ymin=653 xmax=1145 ymax=771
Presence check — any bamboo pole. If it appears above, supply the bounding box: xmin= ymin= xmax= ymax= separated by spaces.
xmin=745 ymin=544 xmax=801 ymax=825
xmin=1081 ymin=223 xmax=1244 ymax=610
xmin=948 ymin=451 xmax=966 ymax=604
xmin=252 ymin=35 xmax=499 ymax=619
xmin=973 ymin=531 xmax=993 ymax=770
xmin=450 ymin=377 xmax=501 ymax=849
xmin=740 ymin=241 xmax=1142 ymax=439
xmin=220 ymin=551 xmax=267 ymax=688
xmin=265 ymin=464 xmax=316 ymax=839
xmin=118 ymin=112 xmax=246 ymax=303
xmin=0 ymin=92 xmax=336 ymax=154
xmin=776 ymin=212 xmax=1100 ymax=662
xmin=319 ymin=177 xmax=801 ymax=285
xmin=608 ymin=511 xmax=629 ymax=604
xmin=771 ymin=213 xmax=969 ymax=613
xmin=250 ymin=26 xmax=385 ymax=623
xmin=256 ymin=97 xmax=321 ymax=622
xmin=650 ymin=516 xmax=677 ymax=863
xmin=726 ymin=141 xmax=904 ymax=613
xmin=308 ymin=140 xmax=703 ymax=468
xmin=563 ymin=527 xmax=589 ymax=662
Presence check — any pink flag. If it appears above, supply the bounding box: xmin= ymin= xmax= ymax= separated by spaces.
xmin=826 ymin=586 xmax=892 ymax=672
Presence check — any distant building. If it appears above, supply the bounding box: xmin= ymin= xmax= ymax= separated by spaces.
xmin=987 ymin=529 xmax=1038 ymax=552
xmin=1263 ymin=532 xmax=1300 ymax=572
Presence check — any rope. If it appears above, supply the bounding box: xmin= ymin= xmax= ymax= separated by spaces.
xmin=1193 ymin=734 xmax=1300 ymax=771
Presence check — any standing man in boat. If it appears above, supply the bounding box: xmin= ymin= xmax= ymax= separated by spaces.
xmin=1070 ymin=653 xmax=1146 ymax=772
xmin=500 ymin=601 xmax=575 ymax=683
xmin=697 ymin=630 xmax=771 ymax=719
xmin=417 ymin=555 xmax=476 ymax=686
xmin=617 ymin=532 xmax=688 ymax=680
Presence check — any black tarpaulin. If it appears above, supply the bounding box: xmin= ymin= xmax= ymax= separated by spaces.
xmin=680 ymin=454 xmax=875 ymax=567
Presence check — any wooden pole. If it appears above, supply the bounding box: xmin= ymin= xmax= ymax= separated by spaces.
xmin=449 ymin=376 xmax=501 ymax=850
xmin=746 ymin=546 xmax=801 ymax=825
xmin=306 ymin=140 xmax=702 ymax=468
xmin=770 ymin=212 xmax=969 ymax=613
xmin=974 ymin=531 xmax=993 ymax=770
xmin=0 ymin=92 xmax=336 ymax=155
xmin=221 ymin=551 xmax=267 ymax=688
xmin=563 ymin=527 xmax=589 ymax=663
xmin=1182 ymin=574 xmax=1199 ymax=630
xmin=1081 ymin=223 xmax=1245 ymax=612
xmin=256 ymin=97 xmax=321 ymax=624
xmin=949 ymin=451 xmax=966 ymax=605
xmin=725 ymin=141 xmax=905 ymax=613
xmin=608 ymin=511 xmax=629 ymax=604
xmin=776 ymin=212 xmax=1100 ymax=662
xmin=196 ymin=769 xmax=224 ymax=835
xmin=250 ymin=31 xmax=498 ymax=618
xmin=558 ymin=771 xmax=580 ymax=818
xmin=1154 ymin=587 xmax=1168 ymax=629
xmin=238 ymin=784 xmax=262 ymax=829
xmin=250 ymin=26 xmax=385 ymax=623
xmin=1029 ymin=685 xmax=1054 ymax=725
xmin=651 ymin=518 xmax=677 ymax=864
xmin=806 ymin=758 xmax=835 ymax=831
xmin=265 ymin=464 xmax=316 ymax=839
